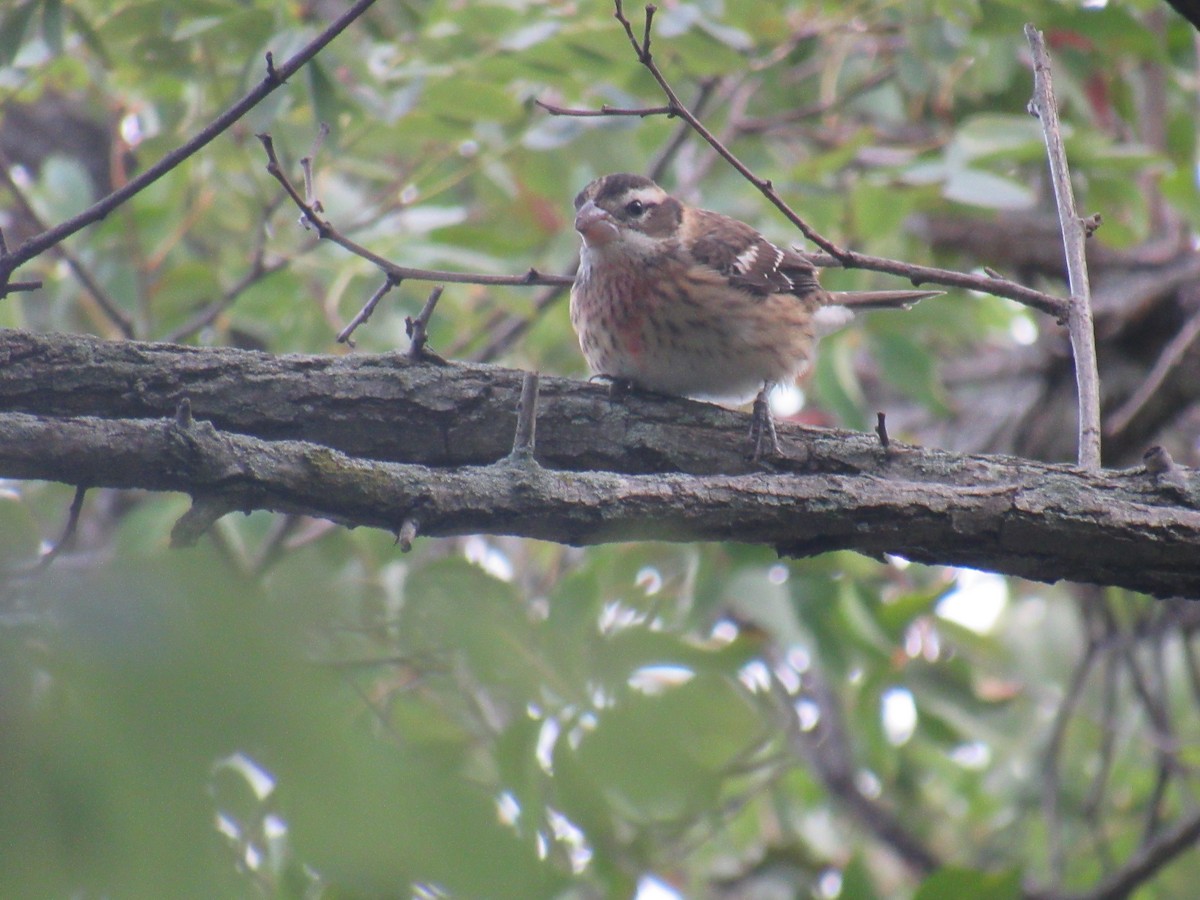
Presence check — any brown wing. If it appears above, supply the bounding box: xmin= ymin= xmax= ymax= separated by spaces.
xmin=684 ymin=208 xmax=821 ymax=298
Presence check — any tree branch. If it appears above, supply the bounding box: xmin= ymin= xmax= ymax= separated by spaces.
xmin=0 ymin=0 xmax=379 ymax=292
xmin=0 ymin=330 xmax=1195 ymax=597
xmin=1025 ymin=23 xmax=1103 ymax=470
xmin=1031 ymin=807 xmax=1200 ymax=900
xmin=542 ymin=2 xmax=1069 ymax=320
xmin=256 ymin=132 xmax=571 ymax=291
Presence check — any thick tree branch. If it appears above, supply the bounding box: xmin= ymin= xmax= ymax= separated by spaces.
xmin=0 ymin=330 xmax=1196 ymax=597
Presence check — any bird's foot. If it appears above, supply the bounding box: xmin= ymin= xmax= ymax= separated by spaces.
xmin=589 ymin=373 xmax=636 ymax=401
xmin=748 ymin=387 xmax=782 ymax=461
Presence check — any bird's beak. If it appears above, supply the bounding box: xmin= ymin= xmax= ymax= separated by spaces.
xmin=574 ymin=200 xmax=620 ymax=247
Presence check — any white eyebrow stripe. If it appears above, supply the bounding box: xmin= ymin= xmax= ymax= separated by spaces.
xmin=621 ymin=187 xmax=667 ymax=207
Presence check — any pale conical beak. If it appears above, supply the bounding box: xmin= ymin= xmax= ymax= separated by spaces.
xmin=574 ymin=199 xmax=620 ymax=247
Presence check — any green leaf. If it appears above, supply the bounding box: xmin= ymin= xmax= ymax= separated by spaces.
xmin=306 ymin=60 xmax=342 ymax=138
xmin=913 ymin=866 xmax=1021 ymax=900
xmin=952 ymin=114 xmax=1047 ymax=162
xmin=811 ymin=336 xmax=868 ymax=430
xmin=870 ymin=330 xmax=953 ymax=415
xmin=942 ymin=168 xmax=1035 ymax=210
xmin=0 ymin=492 xmax=40 ymax=567
xmin=424 ymin=77 xmax=521 ymax=123
xmin=40 ymin=0 xmax=63 ymax=55
xmin=566 ymin=674 xmax=765 ymax=823
xmin=0 ymin=0 xmax=38 ymax=66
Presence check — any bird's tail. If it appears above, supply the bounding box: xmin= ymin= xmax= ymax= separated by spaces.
xmin=827 ymin=289 xmax=943 ymax=310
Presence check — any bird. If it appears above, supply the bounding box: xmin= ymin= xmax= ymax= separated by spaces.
xmin=569 ymin=173 xmax=940 ymax=458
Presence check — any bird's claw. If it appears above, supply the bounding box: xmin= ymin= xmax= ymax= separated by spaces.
xmin=748 ymin=389 xmax=782 ymax=461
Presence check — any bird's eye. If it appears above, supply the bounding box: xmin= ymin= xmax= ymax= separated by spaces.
xmin=624 ymin=199 xmax=645 ymax=217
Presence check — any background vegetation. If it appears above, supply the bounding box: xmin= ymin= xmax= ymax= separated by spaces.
xmin=1 ymin=0 xmax=1198 ymax=897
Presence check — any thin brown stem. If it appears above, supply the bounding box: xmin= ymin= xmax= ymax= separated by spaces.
xmin=258 ymin=133 xmax=570 ymax=290
xmin=32 ymin=484 xmax=88 ymax=570
xmin=1026 ymin=23 xmax=1102 ymax=470
xmin=406 ymin=285 xmax=445 ymax=361
xmin=336 ymin=275 xmax=402 ymax=346
xmin=510 ymin=371 xmax=541 ymax=460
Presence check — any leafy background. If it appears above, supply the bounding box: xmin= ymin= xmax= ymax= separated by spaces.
xmin=1 ymin=0 xmax=1198 ymax=897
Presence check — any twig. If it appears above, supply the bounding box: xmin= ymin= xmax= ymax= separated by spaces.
xmin=397 ymin=517 xmax=419 ymax=552
xmin=175 ymin=397 xmax=193 ymax=429
xmin=874 ymin=412 xmax=890 ymax=449
xmin=648 ymin=77 xmax=720 ymax=182
xmin=1042 ymin=628 xmax=1101 ymax=885
xmin=0 ymin=157 xmax=135 ymax=336
xmin=534 ymin=100 xmax=675 ymax=118
xmin=2 ymin=281 xmax=41 ymax=295
xmin=257 ymin=133 xmax=571 ymax=290
xmin=0 ymin=0 xmax=379 ymax=290
xmin=543 ymin=3 xmax=1069 ymax=320
xmin=766 ymin=661 xmax=940 ymax=876
xmin=406 ymin=285 xmax=445 ymax=360
xmin=510 ymin=371 xmax=540 ymax=461
xmin=732 ymin=67 xmax=898 ymax=133
xmin=612 ymin=0 xmax=845 ymax=259
xmin=171 ymin=495 xmax=236 ymax=547
xmin=1025 ymin=23 xmax=1102 ymax=471
xmin=1034 ymin=809 xmax=1200 ymax=900
xmin=33 ymin=484 xmax=87 ymax=570
xmin=162 ymin=215 xmax=288 ymax=343
xmin=464 ymin=78 xmax=721 ymax=363
xmin=300 ymin=122 xmax=330 ymax=209
xmin=463 ymin=277 xmax=574 ymax=363
xmin=1106 ymin=306 xmax=1200 ymax=437
xmin=336 ymin=274 xmax=401 ymax=346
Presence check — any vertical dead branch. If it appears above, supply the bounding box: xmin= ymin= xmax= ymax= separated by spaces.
xmin=1025 ymin=23 xmax=1102 ymax=471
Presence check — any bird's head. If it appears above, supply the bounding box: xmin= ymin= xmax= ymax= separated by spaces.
xmin=573 ymin=173 xmax=683 ymax=253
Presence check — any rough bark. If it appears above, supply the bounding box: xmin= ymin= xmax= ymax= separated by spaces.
xmin=0 ymin=329 xmax=1197 ymax=597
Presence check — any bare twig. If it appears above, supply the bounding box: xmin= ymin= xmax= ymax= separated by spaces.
xmin=1025 ymin=23 xmax=1102 ymax=470
xmin=2 ymin=280 xmax=44 ymax=295
xmin=406 ymin=285 xmax=445 ymax=361
xmin=336 ymin=274 xmax=402 ymax=346
xmin=543 ymin=2 xmax=1069 ymax=320
xmin=397 ymin=517 xmax=419 ymax=552
xmin=732 ymin=67 xmax=898 ymax=133
xmin=874 ymin=412 xmax=890 ymax=449
xmin=611 ymin=0 xmax=845 ymax=259
xmin=257 ymin=133 xmax=570 ymax=290
xmin=0 ymin=0 xmax=379 ymax=291
xmin=0 ymin=158 xmax=135 ymax=336
xmin=1106 ymin=305 xmax=1200 ymax=437
xmin=1032 ymin=809 xmax=1200 ymax=900
xmin=1042 ymin=628 xmax=1101 ymax=885
xmin=766 ymin=660 xmax=940 ymax=876
xmin=510 ymin=371 xmax=541 ymax=461
xmin=300 ymin=122 xmax=331 ymax=210
xmin=161 ymin=223 xmax=288 ymax=344
xmin=33 ymin=484 xmax=88 ymax=570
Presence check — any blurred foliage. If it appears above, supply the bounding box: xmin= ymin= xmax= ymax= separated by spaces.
xmin=2 ymin=0 xmax=1199 ymax=897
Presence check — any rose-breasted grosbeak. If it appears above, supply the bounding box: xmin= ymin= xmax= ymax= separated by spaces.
xmin=569 ymin=173 xmax=939 ymax=457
